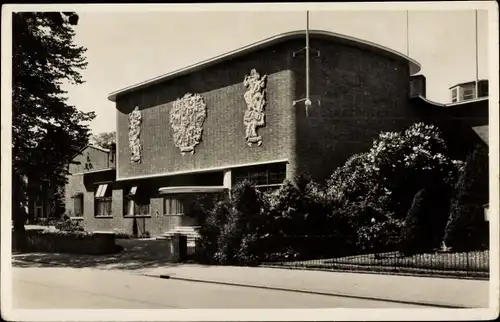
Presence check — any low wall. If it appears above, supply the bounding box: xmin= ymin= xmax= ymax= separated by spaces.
xmin=12 ymin=230 xmax=119 ymax=255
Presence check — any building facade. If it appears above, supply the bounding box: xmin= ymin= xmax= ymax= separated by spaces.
xmin=65 ymin=30 xmax=488 ymax=238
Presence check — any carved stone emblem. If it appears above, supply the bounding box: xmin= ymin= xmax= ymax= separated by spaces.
xmin=128 ymin=106 xmax=142 ymax=163
xmin=170 ymin=93 xmax=207 ymax=155
xmin=243 ymin=69 xmax=267 ymax=147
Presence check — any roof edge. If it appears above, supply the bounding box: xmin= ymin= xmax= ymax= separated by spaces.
xmin=71 ymin=144 xmax=111 ymax=161
xmin=415 ymin=95 xmax=489 ymax=108
xmin=449 ymin=79 xmax=489 ymax=89
xmin=108 ymin=29 xmax=422 ymax=102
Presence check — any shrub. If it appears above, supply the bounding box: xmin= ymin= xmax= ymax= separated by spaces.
xmin=399 ymin=188 xmax=444 ymax=255
xmin=139 ymin=231 xmax=150 ymax=239
xmin=326 ymin=123 xmax=462 ymax=220
xmin=54 ymin=218 xmax=85 ymax=232
xmin=114 ymin=230 xmax=132 ymax=239
xmin=196 ymin=201 xmax=231 ymax=263
xmin=357 ymin=214 xmax=404 ymax=254
xmin=444 ymin=145 xmax=489 ymax=251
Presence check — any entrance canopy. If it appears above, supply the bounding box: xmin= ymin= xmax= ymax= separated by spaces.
xmin=158 ymin=186 xmax=227 ymax=195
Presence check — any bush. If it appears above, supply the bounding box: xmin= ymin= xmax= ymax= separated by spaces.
xmin=139 ymin=231 xmax=150 ymax=239
xmin=326 ymin=123 xmax=462 ymax=220
xmin=54 ymin=217 xmax=85 ymax=232
xmin=113 ymin=229 xmax=132 ymax=239
xmin=400 ymin=189 xmax=431 ymax=255
xmin=398 ymin=183 xmax=451 ymax=256
xmin=196 ymin=201 xmax=231 ymax=263
xmin=325 ymin=123 xmax=462 ymax=255
xmin=444 ymin=145 xmax=489 ymax=251
xmin=357 ymin=214 xmax=404 ymax=254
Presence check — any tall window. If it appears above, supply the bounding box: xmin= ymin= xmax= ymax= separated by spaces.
xmin=232 ymin=162 xmax=287 ymax=192
xmin=163 ymin=197 xmax=184 ymax=215
xmin=95 ymin=184 xmax=112 ymax=217
xmin=124 ymin=186 xmax=150 ymax=217
xmin=72 ymin=193 xmax=84 ymax=217
xmin=451 ymin=88 xmax=458 ymax=103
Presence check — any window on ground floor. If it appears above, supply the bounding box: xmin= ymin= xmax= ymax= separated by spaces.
xmin=163 ymin=196 xmax=184 ymax=215
xmin=123 ymin=186 xmax=151 ymax=217
xmin=95 ymin=184 xmax=112 ymax=217
xmin=232 ymin=162 xmax=287 ymax=192
xmin=72 ymin=193 xmax=84 ymax=217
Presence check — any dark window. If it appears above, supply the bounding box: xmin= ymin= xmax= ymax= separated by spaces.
xmin=232 ymin=162 xmax=287 ymax=190
xmin=124 ymin=186 xmax=150 ymax=217
xmin=462 ymin=86 xmax=474 ymax=100
xmin=72 ymin=193 xmax=84 ymax=217
xmin=451 ymin=88 xmax=457 ymax=103
xmin=95 ymin=184 xmax=112 ymax=217
xmin=163 ymin=197 xmax=184 ymax=215
xmin=479 ymin=81 xmax=489 ymax=97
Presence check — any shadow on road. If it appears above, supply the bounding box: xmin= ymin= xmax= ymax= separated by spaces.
xmin=12 ymin=239 xmax=183 ymax=271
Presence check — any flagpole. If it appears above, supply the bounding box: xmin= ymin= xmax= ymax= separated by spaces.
xmin=406 ymin=10 xmax=410 ymax=57
xmin=475 ymin=9 xmax=479 ymax=98
xmin=305 ymin=10 xmax=311 ymax=114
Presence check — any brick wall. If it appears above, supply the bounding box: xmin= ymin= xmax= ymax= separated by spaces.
xmin=82 ymin=173 xmax=222 ymax=236
xmin=292 ymin=39 xmax=420 ymax=182
xmin=116 ymin=42 xmax=297 ymax=179
xmin=65 ymin=147 xmax=115 ymax=218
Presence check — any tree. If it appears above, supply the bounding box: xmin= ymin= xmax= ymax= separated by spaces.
xmin=12 ymin=12 xmax=95 ymax=231
xmin=327 ymin=123 xmax=462 ymax=219
xmin=444 ymin=145 xmax=489 ymax=251
xmin=90 ymin=131 xmax=116 ymax=150
xmin=326 ymin=123 xmax=462 ymax=253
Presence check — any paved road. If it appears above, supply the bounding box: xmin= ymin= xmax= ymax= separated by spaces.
xmin=12 ymin=267 xmax=429 ymax=309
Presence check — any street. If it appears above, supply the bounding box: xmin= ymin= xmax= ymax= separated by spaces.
xmin=12 ymin=267 xmax=429 ymax=309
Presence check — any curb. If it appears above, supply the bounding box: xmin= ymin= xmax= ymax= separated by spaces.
xmin=144 ymin=273 xmax=472 ymax=309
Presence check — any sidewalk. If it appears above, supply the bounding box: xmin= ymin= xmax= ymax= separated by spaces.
xmin=139 ymin=264 xmax=490 ymax=308
xmin=12 ymin=237 xmax=490 ymax=309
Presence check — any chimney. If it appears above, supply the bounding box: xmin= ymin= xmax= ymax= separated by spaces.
xmin=410 ymin=75 xmax=426 ymax=98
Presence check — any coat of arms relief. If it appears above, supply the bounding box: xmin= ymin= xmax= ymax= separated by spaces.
xmin=170 ymin=93 xmax=207 ymax=155
xmin=243 ymin=69 xmax=267 ymax=147
xmin=128 ymin=106 xmax=142 ymax=163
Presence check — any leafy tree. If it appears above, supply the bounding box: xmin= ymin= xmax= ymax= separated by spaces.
xmin=325 ymin=123 xmax=462 ymax=254
xmin=444 ymin=145 xmax=489 ymax=251
xmin=90 ymin=131 xmax=116 ymax=150
xmin=12 ymin=12 xmax=95 ymax=231
xmin=327 ymin=123 xmax=461 ymax=220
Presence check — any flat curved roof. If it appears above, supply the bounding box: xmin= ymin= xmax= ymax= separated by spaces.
xmin=108 ymin=29 xmax=421 ymax=102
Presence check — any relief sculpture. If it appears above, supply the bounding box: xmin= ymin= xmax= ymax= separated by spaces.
xmin=128 ymin=106 xmax=142 ymax=163
xmin=243 ymin=69 xmax=267 ymax=147
xmin=170 ymin=93 xmax=207 ymax=155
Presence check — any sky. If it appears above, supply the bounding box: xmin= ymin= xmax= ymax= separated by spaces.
xmin=62 ymin=7 xmax=490 ymax=134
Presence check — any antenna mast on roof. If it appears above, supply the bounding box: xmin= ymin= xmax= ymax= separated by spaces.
xmin=292 ymin=10 xmax=320 ymax=117
xmin=406 ymin=10 xmax=410 ymax=57
xmin=475 ymin=9 xmax=479 ymax=98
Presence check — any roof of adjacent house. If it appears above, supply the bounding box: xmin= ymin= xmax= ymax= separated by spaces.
xmin=449 ymin=79 xmax=489 ymax=89
xmin=107 ymin=29 xmax=422 ymax=102
xmin=70 ymin=144 xmax=111 ymax=161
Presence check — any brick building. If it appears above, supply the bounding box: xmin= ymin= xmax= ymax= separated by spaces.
xmin=65 ymin=30 xmax=488 ymax=238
